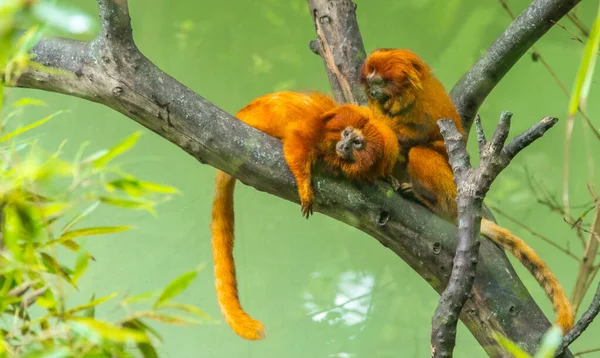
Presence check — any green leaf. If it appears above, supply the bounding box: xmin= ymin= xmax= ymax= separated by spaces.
xmin=66 ymin=292 xmax=119 ymax=315
xmin=493 ymin=332 xmax=532 ymax=358
xmin=569 ymin=2 xmax=600 ymax=115
xmin=107 ymin=177 xmax=179 ymax=197
xmin=154 ymin=270 xmax=197 ymax=308
xmin=98 ymin=196 xmax=155 ymax=214
xmin=68 ymin=317 xmax=149 ymax=343
xmin=121 ymin=318 xmax=163 ymax=342
xmin=0 ymin=111 xmax=63 ymax=143
xmin=46 ymin=226 xmax=132 ymax=247
xmin=72 ymin=250 xmax=90 ymax=284
xmin=92 ymin=131 xmax=142 ymax=168
xmin=122 ymin=290 xmax=159 ymax=304
xmin=83 ymin=294 xmax=96 ymax=318
xmin=533 ymin=326 xmax=563 ymax=358
xmin=40 ymin=253 xmax=74 ymax=285
xmin=61 ymin=201 xmax=100 ymax=234
xmin=12 ymin=98 xmax=46 ymax=107
xmin=121 ymin=321 xmax=159 ymax=358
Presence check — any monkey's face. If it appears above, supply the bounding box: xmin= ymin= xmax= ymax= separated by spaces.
xmin=319 ymin=106 xmax=393 ymax=181
xmin=360 ymin=48 xmax=427 ymax=115
xmin=335 ymin=126 xmax=365 ymax=163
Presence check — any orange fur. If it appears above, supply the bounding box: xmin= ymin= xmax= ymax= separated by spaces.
xmin=211 ymin=91 xmax=399 ymax=340
xmin=361 ymin=48 xmax=574 ymax=333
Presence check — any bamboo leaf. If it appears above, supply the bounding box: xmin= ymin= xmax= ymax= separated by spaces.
xmin=121 ymin=321 xmax=159 ymax=358
xmin=121 ymin=318 xmax=162 ymax=342
xmin=46 ymin=226 xmax=132 ymax=247
xmin=12 ymin=98 xmax=46 ymax=107
xmin=68 ymin=317 xmax=149 ymax=343
xmin=66 ymin=292 xmax=119 ymax=315
xmin=72 ymin=250 xmax=90 ymax=284
xmin=154 ymin=270 xmax=197 ymax=308
xmin=122 ymin=291 xmax=159 ymax=304
xmin=98 ymin=196 xmax=155 ymax=214
xmin=0 ymin=111 xmax=63 ymax=143
xmin=92 ymin=131 xmax=142 ymax=168
xmin=569 ymin=2 xmax=600 ymax=115
xmin=107 ymin=177 xmax=179 ymax=197
xmin=61 ymin=201 xmax=100 ymax=234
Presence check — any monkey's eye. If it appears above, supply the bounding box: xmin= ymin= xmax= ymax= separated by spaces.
xmin=353 ymin=139 xmax=364 ymax=149
xmin=342 ymin=128 xmax=352 ymax=137
xmin=370 ymin=78 xmax=384 ymax=86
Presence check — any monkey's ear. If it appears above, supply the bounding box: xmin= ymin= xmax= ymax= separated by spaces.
xmin=319 ymin=110 xmax=337 ymax=123
xmin=410 ymin=59 xmax=424 ymax=74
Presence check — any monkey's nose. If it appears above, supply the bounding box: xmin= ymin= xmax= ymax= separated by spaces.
xmin=369 ymin=89 xmax=378 ymax=98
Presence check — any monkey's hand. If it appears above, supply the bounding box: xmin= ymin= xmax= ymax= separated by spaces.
xmin=299 ymin=185 xmax=314 ymax=219
xmin=301 ymin=200 xmax=313 ymax=219
xmin=386 ymin=175 xmax=401 ymax=191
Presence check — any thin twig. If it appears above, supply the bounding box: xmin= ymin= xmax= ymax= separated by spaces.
xmin=566 ymin=12 xmax=590 ymax=38
xmin=571 ymin=204 xmax=600 ymax=313
xmin=490 ymin=205 xmax=579 ymax=261
xmin=574 ymin=347 xmax=600 ymax=357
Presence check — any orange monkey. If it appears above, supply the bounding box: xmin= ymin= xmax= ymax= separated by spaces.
xmin=360 ymin=48 xmax=574 ymax=333
xmin=212 ymin=91 xmax=399 ymax=340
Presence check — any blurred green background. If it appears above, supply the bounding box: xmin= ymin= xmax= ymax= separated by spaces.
xmin=8 ymin=0 xmax=600 ymax=356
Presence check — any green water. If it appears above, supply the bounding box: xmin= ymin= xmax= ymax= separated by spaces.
xmin=10 ymin=0 xmax=600 ymax=356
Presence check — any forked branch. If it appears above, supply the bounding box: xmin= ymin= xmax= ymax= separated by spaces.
xmin=432 ymin=114 xmax=558 ymax=357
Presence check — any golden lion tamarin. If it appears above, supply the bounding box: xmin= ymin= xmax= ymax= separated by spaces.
xmin=211 ymin=92 xmax=399 ymax=340
xmin=360 ymin=48 xmax=574 ymax=333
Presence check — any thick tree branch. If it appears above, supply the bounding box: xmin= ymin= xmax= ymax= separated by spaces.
xmin=306 ymin=0 xmax=367 ymax=105
xmin=450 ymin=0 xmax=581 ymax=133
xmin=9 ymin=0 xmax=575 ymax=356
xmin=432 ymin=113 xmax=558 ymax=357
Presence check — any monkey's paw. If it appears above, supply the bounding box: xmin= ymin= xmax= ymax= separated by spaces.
xmin=301 ymin=201 xmax=313 ymax=219
xmin=399 ymin=182 xmax=413 ymax=194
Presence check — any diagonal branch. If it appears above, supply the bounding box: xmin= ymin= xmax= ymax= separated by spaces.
xmin=432 ymin=113 xmax=558 ymax=358
xmin=451 ymin=0 xmax=581 ymax=134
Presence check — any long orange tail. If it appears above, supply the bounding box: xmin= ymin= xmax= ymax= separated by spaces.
xmin=481 ymin=219 xmax=574 ymax=333
xmin=211 ymin=170 xmax=265 ymax=340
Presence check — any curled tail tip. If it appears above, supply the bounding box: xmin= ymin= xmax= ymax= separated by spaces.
xmin=235 ymin=320 xmax=266 ymax=340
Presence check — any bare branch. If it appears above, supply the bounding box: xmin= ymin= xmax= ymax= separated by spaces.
xmin=431 ymin=114 xmax=559 ymax=357
xmin=306 ymin=0 xmax=367 ymax=104
xmin=451 ymin=0 xmax=581 ymax=133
